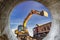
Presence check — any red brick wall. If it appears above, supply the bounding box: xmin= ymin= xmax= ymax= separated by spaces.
xmin=33 ymin=22 xmax=51 ymax=34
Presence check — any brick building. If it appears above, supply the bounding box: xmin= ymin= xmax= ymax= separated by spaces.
xmin=33 ymin=22 xmax=51 ymax=40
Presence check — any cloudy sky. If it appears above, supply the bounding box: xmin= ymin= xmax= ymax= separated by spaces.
xmin=10 ymin=1 xmax=52 ymax=37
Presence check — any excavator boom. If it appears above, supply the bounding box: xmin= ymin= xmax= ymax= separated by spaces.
xmin=23 ymin=10 xmax=48 ymax=30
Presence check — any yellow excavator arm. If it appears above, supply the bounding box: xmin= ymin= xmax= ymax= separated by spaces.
xmin=23 ymin=10 xmax=48 ymax=29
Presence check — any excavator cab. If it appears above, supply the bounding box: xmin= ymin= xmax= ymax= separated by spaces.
xmin=18 ymin=25 xmax=23 ymax=31
xmin=15 ymin=25 xmax=23 ymax=34
xmin=15 ymin=25 xmax=28 ymax=35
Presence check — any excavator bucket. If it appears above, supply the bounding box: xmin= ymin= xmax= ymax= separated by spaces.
xmin=31 ymin=10 xmax=48 ymax=17
xmin=40 ymin=11 xmax=48 ymax=17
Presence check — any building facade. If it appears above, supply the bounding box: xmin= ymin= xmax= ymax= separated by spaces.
xmin=33 ymin=22 xmax=51 ymax=40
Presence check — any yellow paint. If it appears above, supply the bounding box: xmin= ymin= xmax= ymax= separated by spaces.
xmin=23 ymin=13 xmax=32 ymax=28
xmin=15 ymin=30 xmax=18 ymax=34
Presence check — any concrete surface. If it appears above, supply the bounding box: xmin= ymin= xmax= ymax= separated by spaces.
xmin=0 ymin=0 xmax=60 ymax=40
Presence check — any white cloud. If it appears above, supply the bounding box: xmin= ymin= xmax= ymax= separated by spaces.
xmin=27 ymin=26 xmax=34 ymax=37
xmin=12 ymin=28 xmax=17 ymax=36
xmin=28 ymin=28 xmax=33 ymax=37
xmin=10 ymin=18 xmax=24 ymax=25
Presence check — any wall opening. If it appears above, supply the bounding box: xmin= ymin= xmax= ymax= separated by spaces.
xmin=10 ymin=1 xmax=52 ymax=40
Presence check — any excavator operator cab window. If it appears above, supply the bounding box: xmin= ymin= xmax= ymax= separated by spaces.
xmin=18 ymin=25 xmax=23 ymax=31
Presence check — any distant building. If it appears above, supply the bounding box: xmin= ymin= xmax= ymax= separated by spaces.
xmin=33 ymin=22 xmax=51 ymax=40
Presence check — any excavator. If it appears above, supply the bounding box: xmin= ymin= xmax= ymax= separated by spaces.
xmin=15 ymin=10 xmax=48 ymax=38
